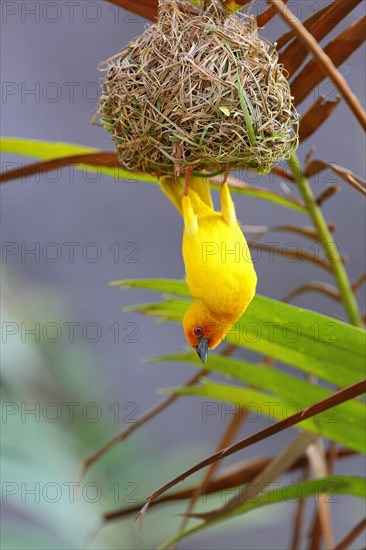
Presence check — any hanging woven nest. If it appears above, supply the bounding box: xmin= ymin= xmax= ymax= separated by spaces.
xmin=98 ymin=0 xmax=299 ymax=176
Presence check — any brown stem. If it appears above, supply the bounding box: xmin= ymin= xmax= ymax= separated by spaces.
xmin=248 ymin=242 xmax=341 ymax=272
xmin=334 ymin=518 xmax=366 ymax=550
xmin=282 ymin=282 xmax=341 ymax=303
xmin=290 ymin=464 xmax=310 ymax=550
xmin=178 ymin=406 xmax=246 ymax=538
xmin=103 ymin=449 xmax=355 ymax=523
xmin=142 ymin=379 xmax=366 ymax=511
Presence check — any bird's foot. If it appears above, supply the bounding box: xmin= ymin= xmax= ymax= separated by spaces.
xmin=184 ymin=166 xmax=193 ymax=196
xmin=222 ymin=162 xmax=230 ymax=185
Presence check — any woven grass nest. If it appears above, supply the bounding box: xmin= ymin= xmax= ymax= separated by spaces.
xmin=98 ymin=0 xmax=299 ymax=176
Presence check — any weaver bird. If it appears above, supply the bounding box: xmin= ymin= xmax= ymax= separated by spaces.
xmin=160 ymin=174 xmax=257 ymax=363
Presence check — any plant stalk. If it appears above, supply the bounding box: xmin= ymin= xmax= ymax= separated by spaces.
xmin=288 ymin=152 xmax=363 ymax=328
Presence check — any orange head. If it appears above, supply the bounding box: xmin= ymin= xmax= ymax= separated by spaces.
xmin=183 ymin=300 xmax=231 ymax=363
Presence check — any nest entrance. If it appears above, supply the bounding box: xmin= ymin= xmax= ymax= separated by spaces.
xmin=99 ymin=0 xmax=299 ymax=176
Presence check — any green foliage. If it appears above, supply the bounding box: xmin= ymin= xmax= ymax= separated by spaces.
xmin=0 ymin=137 xmax=155 ymax=182
xmin=117 ymin=278 xmax=365 ymax=387
xmin=159 ymin=476 xmax=366 ymax=548
xmin=112 ymin=277 xmax=365 ymax=544
xmin=1 ymin=137 xmax=305 ymax=212
xmin=109 ymin=277 xmax=366 ymax=453
xmin=161 ymin=377 xmax=364 ymax=452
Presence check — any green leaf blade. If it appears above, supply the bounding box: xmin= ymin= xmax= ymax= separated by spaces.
xmin=117 ymin=278 xmax=366 ymax=387
xmin=163 ymin=379 xmax=365 ymax=453
xmin=159 ymin=476 xmax=365 ymax=548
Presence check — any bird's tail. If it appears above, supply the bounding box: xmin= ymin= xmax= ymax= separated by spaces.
xmin=159 ymin=175 xmax=213 ymax=217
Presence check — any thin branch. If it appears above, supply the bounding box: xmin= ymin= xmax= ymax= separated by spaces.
xmin=269 ymin=0 xmax=366 ymax=129
xmin=139 ymin=379 xmax=366 ymax=514
xmin=299 ymin=97 xmax=341 ymax=143
xmin=352 ymin=273 xmax=366 ymax=292
xmin=276 ymin=0 xmax=362 ymax=51
xmin=288 ymin=152 xmax=364 ymax=328
xmin=103 ymin=449 xmax=355 ymax=522
xmin=316 ymin=185 xmax=340 ymax=206
xmin=271 ymin=166 xmax=294 ymax=182
xmin=310 ymin=513 xmax=323 ymax=550
xmin=326 ymin=442 xmax=340 ymax=477
xmin=0 ymin=152 xmax=122 ymax=184
xmin=104 ymin=0 xmax=158 ymax=21
xmin=291 ymin=16 xmax=366 ymax=109
xmin=197 ymin=432 xmax=317 ymax=521
xmin=245 ymin=223 xmax=330 ymax=242
xmin=211 ymin=175 xmax=304 ymax=210
xmin=280 ymin=0 xmax=363 ymax=76
xmin=248 ymin=242 xmax=341 ymax=272
xmin=282 ymin=282 xmax=341 ymax=303
xmin=0 ymin=154 xmax=302 ymax=210
xmin=256 ymin=0 xmax=288 ymax=28
xmin=334 ymin=518 xmax=366 ymax=550
xmin=307 ymin=439 xmax=334 ymax=549
xmin=290 ymin=463 xmax=310 ymax=550
xmin=305 ymin=160 xmax=366 ymax=196
xmin=178 ymin=407 xmax=247 ymax=538
xmin=279 ymin=180 xmax=304 ymax=205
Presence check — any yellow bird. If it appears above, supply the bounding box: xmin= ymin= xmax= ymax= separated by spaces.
xmin=160 ymin=175 xmax=257 ymax=363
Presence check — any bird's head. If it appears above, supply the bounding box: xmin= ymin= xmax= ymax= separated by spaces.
xmin=183 ymin=301 xmax=226 ymax=363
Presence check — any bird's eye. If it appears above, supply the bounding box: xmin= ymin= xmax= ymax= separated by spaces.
xmin=194 ymin=326 xmax=202 ymax=336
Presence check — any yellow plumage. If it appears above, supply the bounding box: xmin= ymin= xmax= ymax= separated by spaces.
xmin=160 ymin=175 xmax=257 ymax=361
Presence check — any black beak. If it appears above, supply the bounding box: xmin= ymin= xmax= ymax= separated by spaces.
xmin=195 ymin=336 xmax=209 ymax=364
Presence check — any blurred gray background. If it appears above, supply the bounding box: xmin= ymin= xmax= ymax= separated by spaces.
xmin=1 ymin=1 xmax=365 ymax=548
